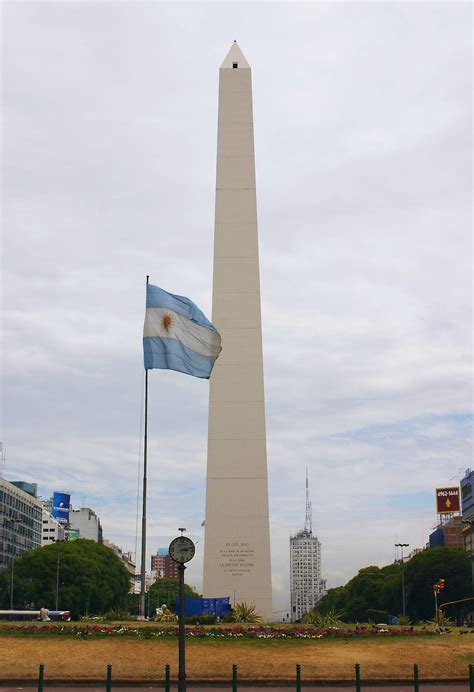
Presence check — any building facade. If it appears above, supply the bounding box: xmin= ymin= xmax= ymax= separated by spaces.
xmin=0 ymin=478 xmax=42 ymax=571
xmin=151 ymin=548 xmax=179 ymax=579
xmin=429 ymin=515 xmax=464 ymax=548
xmin=461 ymin=469 xmax=474 ymax=555
xmin=289 ymin=474 xmax=327 ymax=622
xmin=68 ymin=507 xmax=103 ymax=542
xmin=41 ymin=508 xmax=66 ymax=545
xmin=103 ymin=539 xmax=136 ymax=593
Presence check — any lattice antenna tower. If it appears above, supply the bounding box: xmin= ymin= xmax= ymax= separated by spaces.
xmin=304 ymin=467 xmax=312 ymax=535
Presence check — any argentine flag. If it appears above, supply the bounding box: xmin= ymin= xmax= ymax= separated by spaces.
xmin=143 ymin=284 xmax=222 ymax=379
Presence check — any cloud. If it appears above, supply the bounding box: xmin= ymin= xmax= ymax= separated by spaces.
xmin=2 ymin=2 xmax=471 ymax=613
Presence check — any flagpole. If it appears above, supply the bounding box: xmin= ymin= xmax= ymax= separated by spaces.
xmin=139 ymin=275 xmax=150 ymax=619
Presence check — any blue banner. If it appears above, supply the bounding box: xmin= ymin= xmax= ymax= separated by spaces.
xmin=175 ymin=596 xmax=230 ymax=618
xmin=52 ymin=492 xmax=70 ymax=525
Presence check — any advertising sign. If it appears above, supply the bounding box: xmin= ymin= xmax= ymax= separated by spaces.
xmin=52 ymin=492 xmax=71 ymax=525
xmin=435 ymin=487 xmax=460 ymax=514
xmin=67 ymin=529 xmax=80 ymax=541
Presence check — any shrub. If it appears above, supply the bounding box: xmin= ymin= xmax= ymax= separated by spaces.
xmin=229 ymin=603 xmax=262 ymax=623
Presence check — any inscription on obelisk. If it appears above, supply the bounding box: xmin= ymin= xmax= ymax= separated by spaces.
xmin=203 ymin=42 xmax=272 ymax=620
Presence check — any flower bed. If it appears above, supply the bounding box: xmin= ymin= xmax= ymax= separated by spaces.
xmin=0 ymin=623 xmax=437 ymax=639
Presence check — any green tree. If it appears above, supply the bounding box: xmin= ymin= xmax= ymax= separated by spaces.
xmin=313 ymin=547 xmax=471 ymax=623
xmin=404 ymin=547 xmax=470 ymax=621
xmin=315 ymin=586 xmax=346 ymax=615
xmin=145 ymin=577 xmax=197 ymax=614
xmin=0 ymin=540 xmax=130 ymax=619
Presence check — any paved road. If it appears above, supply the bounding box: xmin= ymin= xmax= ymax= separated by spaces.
xmin=0 ymin=684 xmax=470 ymax=691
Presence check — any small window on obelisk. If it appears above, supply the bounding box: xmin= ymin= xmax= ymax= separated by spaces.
xmin=232 ymin=62 xmax=238 ymax=69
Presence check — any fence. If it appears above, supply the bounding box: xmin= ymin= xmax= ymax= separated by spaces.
xmin=34 ymin=662 xmax=474 ymax=691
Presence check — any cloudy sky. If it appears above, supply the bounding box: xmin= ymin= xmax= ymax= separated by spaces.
xmin=2 ymin=1 xmax=472 ymax=614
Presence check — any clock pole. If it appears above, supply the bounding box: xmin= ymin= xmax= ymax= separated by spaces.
xmin=178 ymin=561 xmax=186 ymax=692
xmin=169 ymin=531 xmax=195 ymax=692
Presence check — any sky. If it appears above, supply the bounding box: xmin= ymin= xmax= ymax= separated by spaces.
xmin=2 ymin=1 xmax=472 ymax=615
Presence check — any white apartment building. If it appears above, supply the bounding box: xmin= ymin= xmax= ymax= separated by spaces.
xmin=68 ymin=507 xmax=103 ymax=542
xmin=41 ymin=508 xmax=65 ymax=545
xmin=103 ymin=539 xmax=136 ymax=593
xmin=289 ymin=473 xmax=327 ymax=622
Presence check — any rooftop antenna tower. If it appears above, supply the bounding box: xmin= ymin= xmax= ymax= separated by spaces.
xmin=305 ymin=467 xmax=312 ymax=535
xmin=0 ymin=442 xmax=5 ymax=478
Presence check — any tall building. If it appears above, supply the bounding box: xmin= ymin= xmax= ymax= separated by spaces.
xmin=68 ymin=507 xmax=103 ymax=542
xmin=41 ymin=508 xmax=66 ymax=545
xmin=203 ymin=42 xmax=273 ymax=620
xmin=103 ymin=539 xmax=137 ymax=593
xmin=289 ymin=472 xmax=327 ymax=622
xmin=151 ymin=547 xmax=179 ymax=579
xmin=429 ymin=515 xmax=464 ymax=549
xmin=0 ymin=478 xmax=42 ymax=571
xmin=461 ymin=469 xmax=474 ymax=558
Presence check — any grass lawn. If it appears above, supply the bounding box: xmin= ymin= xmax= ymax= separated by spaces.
xmin=1 ymin=632 xmax=473 ymax=681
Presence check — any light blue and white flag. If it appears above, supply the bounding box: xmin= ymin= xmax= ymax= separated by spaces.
xmin=143 ymin=284 xmax=222 ymax=379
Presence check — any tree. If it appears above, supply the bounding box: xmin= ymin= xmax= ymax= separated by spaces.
xmin=315 ymin=586 xmax=345 ymax=615
xmin=404 ymin=547 xmax=470 ymax=621
xmin=0 ymin=540 xmax=130 ymax=619
xmin=313 ymin=548 xmax=471 ymax=623
xmin=145 ymin=577 xmax=197 ymax=614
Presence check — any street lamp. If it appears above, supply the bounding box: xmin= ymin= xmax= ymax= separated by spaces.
xmin=395 ymin=543 xmax=410 ymax=616
xmin=3 ymin=518 xmax=19 ymax=610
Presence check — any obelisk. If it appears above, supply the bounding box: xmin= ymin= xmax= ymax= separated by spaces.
xmin=203 ymin=42 xmax=273 ymax=620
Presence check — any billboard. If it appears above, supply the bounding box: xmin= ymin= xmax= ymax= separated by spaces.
xmin=52 ymin=492 xmax=71 ymax=524
xmin=435 ymin=487 xmax=460 ymax=514
xmin=67 ymin=529 xmax=80 ymax=541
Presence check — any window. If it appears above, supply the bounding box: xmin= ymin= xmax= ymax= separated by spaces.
xmin=232 ymin=62 xmax=238 ymax=69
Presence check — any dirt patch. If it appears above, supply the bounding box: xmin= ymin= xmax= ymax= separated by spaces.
xmin=1 ymin=636 xmax=472 ymax=681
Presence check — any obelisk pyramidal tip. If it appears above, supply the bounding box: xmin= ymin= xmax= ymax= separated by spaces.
xmin=203 ymin=44 xmax=273 ymax=620
xmin=220 ymin=41 xmax=250 ymax=68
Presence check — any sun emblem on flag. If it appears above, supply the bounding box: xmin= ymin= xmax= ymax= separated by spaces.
xmin=161 ymin=313 xmax=174 ymax=333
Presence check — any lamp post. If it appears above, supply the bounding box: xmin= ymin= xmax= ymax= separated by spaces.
xmin=3 ymin=518 xmax=19 ymax=610
xmin=10 ymin=556 xmax=15 ymax=610
xmin=395 ymin=543 xmax=409 ymax=616
xmin=55 ymin=540 xmax=60 ymax=610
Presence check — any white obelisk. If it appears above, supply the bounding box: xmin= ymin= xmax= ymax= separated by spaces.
xmin=203 ymin=42 xmax=272 ymax=620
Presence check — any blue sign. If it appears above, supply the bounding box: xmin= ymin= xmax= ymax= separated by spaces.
xmin=52 ymin=492 xmax=70 ymax=525
xmin=175 ymin=596 xmax=230 ymax=618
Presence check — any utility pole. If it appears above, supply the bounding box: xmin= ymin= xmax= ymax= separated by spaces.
xmin=10 ymin=556 xmax=14 ymax=610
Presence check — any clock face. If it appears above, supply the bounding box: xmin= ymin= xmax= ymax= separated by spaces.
xmin=169 ymin=536 xmax=195 ymax=564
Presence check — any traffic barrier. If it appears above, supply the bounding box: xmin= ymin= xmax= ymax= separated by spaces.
xmin=30 ymin=659 xmax=474 ymax=687
xmin=413 ymin=663 xmax=419 ymax=692
xmin=355 ymin=663 xmax=361 ymax=692
xmin=296 ymin=663 xmax=301 ymax=692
